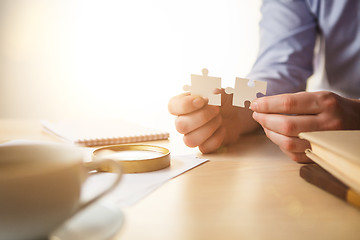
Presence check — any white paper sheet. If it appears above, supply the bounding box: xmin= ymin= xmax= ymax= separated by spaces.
xmin=82 ymin=155 xmax=208 ymax=207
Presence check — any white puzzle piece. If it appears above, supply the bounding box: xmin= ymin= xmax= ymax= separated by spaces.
xmin=225 ymin=78 xmax=267 ymax=108
xmin=183 ymin=68 xmax=221 ymax=106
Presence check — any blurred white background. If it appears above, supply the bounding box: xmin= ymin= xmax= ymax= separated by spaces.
xmin=0 ymin=0 xmax=261 ymax=131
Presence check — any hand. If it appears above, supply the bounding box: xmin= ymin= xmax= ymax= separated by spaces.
xmin=250 ymin=91 xmax=360 ymax=163
xmin=168 ymin=90 xmax=260 ymax=153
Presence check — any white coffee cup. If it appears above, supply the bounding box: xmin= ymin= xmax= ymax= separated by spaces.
xmin=0 ymin=142 xmax=122 ymax=240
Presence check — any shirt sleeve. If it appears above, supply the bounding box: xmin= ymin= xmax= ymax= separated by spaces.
xmin=247 ymin=0 xmax=317 ymax=96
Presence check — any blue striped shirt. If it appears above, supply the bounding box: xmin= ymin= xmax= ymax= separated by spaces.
xmin=248 ymin=0 xmax=360 ymax=99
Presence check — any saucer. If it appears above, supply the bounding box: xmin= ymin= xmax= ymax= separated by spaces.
xmin=50 ymin=200 xmax=124 ymax=240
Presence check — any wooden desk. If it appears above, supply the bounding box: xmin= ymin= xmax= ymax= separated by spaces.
xmin=1 ymin=119 xmax=360 ymax=240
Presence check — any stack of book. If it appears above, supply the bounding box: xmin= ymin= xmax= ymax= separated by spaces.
xmin=299 ymin=130 xmax=360 ymax=208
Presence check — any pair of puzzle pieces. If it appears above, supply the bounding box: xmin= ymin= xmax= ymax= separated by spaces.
xmin=183 ymin=68 xmax=267 ymax=108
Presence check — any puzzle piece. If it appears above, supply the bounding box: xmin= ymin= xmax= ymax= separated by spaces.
xmin=225 ymin=78 xmax=267 ymax=108
xmin=183 ymin=68 xmax=221 ymax=106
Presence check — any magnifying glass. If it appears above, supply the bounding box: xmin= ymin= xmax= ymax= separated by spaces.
xmin=92 ymin=144 xmax=170 ymax=173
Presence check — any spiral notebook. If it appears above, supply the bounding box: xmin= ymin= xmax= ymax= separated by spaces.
xmin=41 ymin=119 xmax=170 ymax=147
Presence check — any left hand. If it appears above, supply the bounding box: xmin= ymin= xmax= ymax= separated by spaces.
xmin=250 ymin=91 xmax=360 ymax=163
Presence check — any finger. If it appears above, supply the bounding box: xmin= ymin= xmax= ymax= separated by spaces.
xmin=253 ymin=112 xmax=320 ymax=136
xmin=263 ymin=128 xmax=310 ymax=153
xmin=183 ymin=114 xmax=222 ymax=148
xmin=220 ymin=88 xmax=234 ymax=108
xmin=213 ymin=88 xmax=222 ymax=94
xmin=168 ymin=93 xmax=208 ymax=116
xmin=251 ymin=91 xmax=321 ymax=114
xmin=213 ymin=88 xmax=233 ymax=107
xmin=279 ymin=149 xmax=313 ymax=163
xmin=198 ymin=126 xmax=226 ymax=153
xmin=175 ymin=105 xmax=220 ymax=134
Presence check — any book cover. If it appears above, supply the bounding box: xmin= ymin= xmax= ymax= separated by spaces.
xmin=41 ymin=119 xmax=170 ymax=147
xmin=299 ymin=130 xmax=360 ymax=194
xmin=300 ymin=164 xmax=360 ymax=208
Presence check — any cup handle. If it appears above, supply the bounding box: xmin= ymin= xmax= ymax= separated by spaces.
xmin=77 ymin=159 xmax=122 ymax=212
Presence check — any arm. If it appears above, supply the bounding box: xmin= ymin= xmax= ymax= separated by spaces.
xmin=248 ymin=0 xmax=317 ymax=95
xmin=249 ymin=2 xmax=360 ymax=163
xmin=168 ymin=1 xmax=319 ymax=154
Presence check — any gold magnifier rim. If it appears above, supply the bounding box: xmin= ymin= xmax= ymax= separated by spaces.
xmin=92 ymin=144 xmax=171 ymax=173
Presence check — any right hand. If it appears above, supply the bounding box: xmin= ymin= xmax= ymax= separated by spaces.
xmin=168 ymin=90 xmax=260 ymax=153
